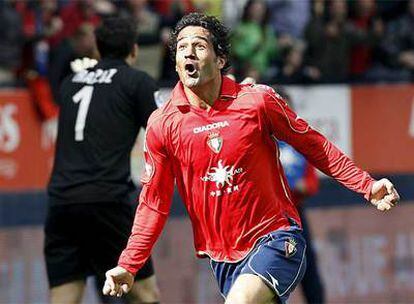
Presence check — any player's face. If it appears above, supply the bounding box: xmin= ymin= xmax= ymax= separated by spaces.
xmin=175 ymin=26 xmax=225 ymax=88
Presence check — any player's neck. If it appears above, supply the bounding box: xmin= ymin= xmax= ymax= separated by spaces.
xmin=125 ymin=55 xmax=135 ymax=66
xmin=125 ymin=44 xmax=138 ymax=66
xmin=183 ymin=76 xmax=222 ymax=110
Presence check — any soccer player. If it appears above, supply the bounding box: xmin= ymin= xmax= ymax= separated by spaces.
xmin=45 ymin=18 xmax=160 ymax=304
xmin=103 ymin=13 xmax=400 ymax=304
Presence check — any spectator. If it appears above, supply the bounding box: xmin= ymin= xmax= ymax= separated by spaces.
xmin=15 ymin=0 xmax=61 ymax=120
xmin=305 ymin=0 xmax=351 ymax=83
xmin=222 ymin=0 xmax=248 ymax=28
xmin=349 ymin=0 xmax=384 ymax=82
xmin=0 ymin=1 xmax=23 ymax=86
xmin=305 ymin=0 xmax=381 ymax=83
xmin=271 ymin=41 xmax=312 ymax=84
xmin=266 ymin=0 xmax=311 ymax=41
xmin=231 ymin=0 xmax=278 ymax=81
xmin=58 ymin=0 xmax=100 ymax=44
xmin=119 ymin=0 xmax=161 ymax=46
xmin=151 ymin=0 xmax=194 ymax=24
xmin=311 ymin=0 xmax=326 ymax=20
xmin=15 ymin=0 xmax=63 ymax=48
xmin=379 ymin=0 xmax=414 ymax=81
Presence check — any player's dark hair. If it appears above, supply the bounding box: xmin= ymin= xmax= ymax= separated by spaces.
xmin=95 ymin=17 xmax=137 ymax=59
xmin=168 ymin=12 xmax=231 ymax=74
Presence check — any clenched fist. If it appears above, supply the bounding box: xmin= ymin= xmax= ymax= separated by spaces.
xmin=370 ymin=178 xmax=400 ymax=212
xmin=102 ymin=266 xmax=134 ymax=298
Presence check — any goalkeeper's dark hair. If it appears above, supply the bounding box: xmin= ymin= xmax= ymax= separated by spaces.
xmin=95 ymin=17 xmax=137 ymax=59
xmin=168 ymin=12 xmax=231 ymax=74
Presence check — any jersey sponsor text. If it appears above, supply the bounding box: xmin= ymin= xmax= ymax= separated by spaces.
xmin=193 ymin=121 xmax=229 ymax=134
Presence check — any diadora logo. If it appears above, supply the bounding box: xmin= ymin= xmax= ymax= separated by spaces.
xmin=193 ymin=121 xmax=229 ymax=134
xmin=201 ymin=160 xmax=243 ymax=197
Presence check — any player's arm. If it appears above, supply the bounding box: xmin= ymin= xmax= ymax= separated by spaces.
xmin=103 ymin=118 xmax=174 ymax=297
xmin=261 ymin=87 xmax=400 ymax=211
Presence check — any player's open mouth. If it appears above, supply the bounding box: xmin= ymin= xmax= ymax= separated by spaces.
xmin=185 ymin=63 xmax=198 ymax=77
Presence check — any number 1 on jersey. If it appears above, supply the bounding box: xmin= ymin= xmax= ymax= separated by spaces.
xmin=72 ymin=85 xmax=94 ymax=141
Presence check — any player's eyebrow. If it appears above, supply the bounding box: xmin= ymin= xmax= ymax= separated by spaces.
xmin=177 ymin=35 xmax=210 ymax=43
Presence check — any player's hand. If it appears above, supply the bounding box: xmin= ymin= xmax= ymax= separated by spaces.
xmin=102 ymin=266 xmax=134 ymax=297
xmin=369 ymin=178 xmax=400 ymax=212
xmin=41 ymin=117 xmax=58 ymax=149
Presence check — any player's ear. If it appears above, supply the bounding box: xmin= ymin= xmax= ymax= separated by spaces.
xmin=132 ymin=43 xmax=139 ymax=59
xmin=217 ymin=56 xmax=226 ymax=70
xmin=126 ymin=44 xmax=139 ymax=66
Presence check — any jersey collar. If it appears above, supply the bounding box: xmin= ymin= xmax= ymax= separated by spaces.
xmin=171 ymin=76 xmax=239 ymax=108
xmin=95 ymin=58 xmax=128 ymax=69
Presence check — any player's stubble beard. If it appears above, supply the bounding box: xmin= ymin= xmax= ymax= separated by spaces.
xmin=184 ymin=73 xmax=200 ymax=88
xmin=180 ymin=63 xmax=218 ymax=90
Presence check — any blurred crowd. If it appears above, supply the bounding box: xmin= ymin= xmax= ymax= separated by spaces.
xmin=1 ymin=0 xmax=414 ymax=102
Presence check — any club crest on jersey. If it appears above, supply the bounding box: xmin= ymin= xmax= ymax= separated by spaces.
xmin=207 ymin=132 xmax=223 ymax=154
xmin=284 ymin=238 xmax=297 ymax=258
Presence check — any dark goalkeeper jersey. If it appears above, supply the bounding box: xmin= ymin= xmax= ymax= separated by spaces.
xmin=48 ymin=58 xmax=158 ymax=205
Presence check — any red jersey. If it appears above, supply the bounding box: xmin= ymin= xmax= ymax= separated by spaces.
xmin=118 ymin=77 xmax=375 ymax=275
